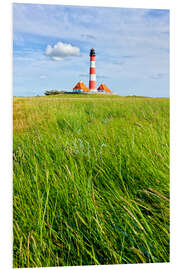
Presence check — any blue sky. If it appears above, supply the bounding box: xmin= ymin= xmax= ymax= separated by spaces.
xmin=13 ymin=3 xmax=169 ymax=97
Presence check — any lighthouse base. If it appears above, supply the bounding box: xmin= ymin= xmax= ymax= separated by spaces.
xmin=90 ymin=89 xmax=98 ymax=93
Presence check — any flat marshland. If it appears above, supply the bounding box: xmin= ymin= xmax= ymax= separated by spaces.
xmin=13 ymin=95 xmax=169 ymax=267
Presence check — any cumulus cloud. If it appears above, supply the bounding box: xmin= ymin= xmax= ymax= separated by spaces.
xmin=45 ymin=41 xmax=80 ymax=61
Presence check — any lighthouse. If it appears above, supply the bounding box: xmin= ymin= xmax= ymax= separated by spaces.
xmin=89 ymin=48 xmax=97 ymax=93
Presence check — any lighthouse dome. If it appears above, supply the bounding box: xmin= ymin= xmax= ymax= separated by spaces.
xmin=90 ymin=48 xmax=95 ymax=56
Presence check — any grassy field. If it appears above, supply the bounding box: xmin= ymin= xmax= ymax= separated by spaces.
xmin=13 ymin=95 xmax=169 ymax=268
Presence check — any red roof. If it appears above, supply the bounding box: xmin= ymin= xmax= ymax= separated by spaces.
xmin=97 ymin=83 xmax=112 ymax=93
xmin=73 ymin=81 xmax=90 ymax=92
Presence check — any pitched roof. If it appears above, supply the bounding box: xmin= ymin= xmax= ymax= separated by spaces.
xmin=73 ymin=80 xmax=90 ymax=92
xmin=97 ymin=83 xmax=112 ymax=93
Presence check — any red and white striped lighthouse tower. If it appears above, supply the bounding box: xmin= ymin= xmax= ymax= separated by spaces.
xmin=89 ymin=48 xmax=97 ymax=93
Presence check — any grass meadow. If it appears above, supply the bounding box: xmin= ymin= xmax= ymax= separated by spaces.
xmin=13 ymin=95 xmax=169 ymax=268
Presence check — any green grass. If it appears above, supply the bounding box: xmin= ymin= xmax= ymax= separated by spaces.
xmin=13 ymin=95 xmax=169 ymax=267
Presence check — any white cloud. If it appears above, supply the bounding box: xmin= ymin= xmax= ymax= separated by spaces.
xmin=45 ymin=41 xmax=80 ymax=61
